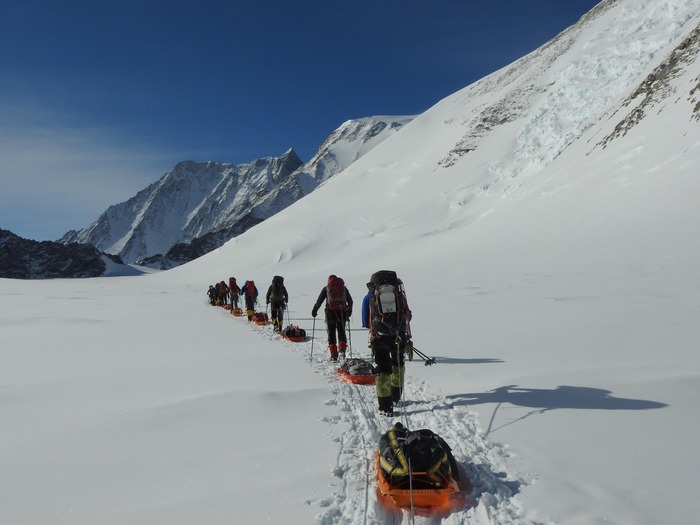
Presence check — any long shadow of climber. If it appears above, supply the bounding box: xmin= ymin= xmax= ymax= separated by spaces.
xmin=448 ymin=385 xmax=668 ymax=437
xmin=425 ymin=357 xmax=504 ymax=365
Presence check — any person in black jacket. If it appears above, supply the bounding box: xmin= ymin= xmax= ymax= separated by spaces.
xmin=229 ymin=277 xmax=240 ymax=308
xmin=312 ymin=275 xmax=353 ymax=361
xmin=362 ymin=271 xmax=412 ymax=417
xmin=266 ymin=275 xmax=289 ymax=333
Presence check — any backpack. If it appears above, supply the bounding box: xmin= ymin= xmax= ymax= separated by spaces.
xmin=369 ymin=270 xmax=409 ymax=338
xmin=378 ymin=422 xmax=459 ymax=489
xmin=270 ymin=275 xmax=285 ymax=302
xmin=245 ymin=280 xmax=256 ymax=296
xmin=326 ymin=276 xmax=348 ymax=311
xmin=229 ymin=277 xmax=239 ymax=293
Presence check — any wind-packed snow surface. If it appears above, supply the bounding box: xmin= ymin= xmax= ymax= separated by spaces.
xmin=2 ymin=0 xmax=700 ymax=523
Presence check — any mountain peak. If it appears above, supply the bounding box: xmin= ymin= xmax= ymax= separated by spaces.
xmin=59 ymin=118 xmax=407 ymax=268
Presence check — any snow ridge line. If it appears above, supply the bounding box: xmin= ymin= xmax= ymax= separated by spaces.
xmin=227 ymin=311 xmax=541 ymax=524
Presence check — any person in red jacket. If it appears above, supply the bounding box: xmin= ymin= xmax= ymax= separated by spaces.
xmin=241 ymin=280 xmax=258 ymax=320
xmin=312 ymin=275 xmax=353 ymax=361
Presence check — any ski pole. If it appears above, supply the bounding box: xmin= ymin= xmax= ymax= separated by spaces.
xmin=346 ymin=317 xmax=352 ymax=357
xmin=411 ymin=345 xmax=436 ymax=366
xmin=310 ymin=316 xmax=316 ymax=361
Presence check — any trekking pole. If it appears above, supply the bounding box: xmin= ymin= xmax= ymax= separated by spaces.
xmin=395 ymin=336 xmax=407 ymax=421
xmin=411 ymin=345 xmax=436 ymax=366
xmin=346 ymin=317 xmax=353 ymax=358
xmin=310 ymin=317 xmax=316 ymax=361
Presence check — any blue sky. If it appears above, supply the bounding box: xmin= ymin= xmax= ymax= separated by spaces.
xmin=0 ymin=0 xmax=600 ymax=241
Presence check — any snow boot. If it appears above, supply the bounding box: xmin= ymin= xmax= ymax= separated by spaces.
xmin=378 ymin=396 xmax=393 ymax=417
xmin=338 ymin=340 xmax=347 ymax=360
xmin=329 ymin=344 xmax=338 ymax=362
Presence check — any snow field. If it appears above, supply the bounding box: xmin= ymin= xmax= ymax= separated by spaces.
xmin=231 ymin=303 xmax=543 ymax=525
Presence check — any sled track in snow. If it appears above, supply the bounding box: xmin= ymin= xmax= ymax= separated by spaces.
xmin=239 ymin=314 xmax=540 ymax=524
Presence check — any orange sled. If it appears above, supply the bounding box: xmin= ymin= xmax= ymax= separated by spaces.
xmin=337 ymin=358 xmax=376 ymax=385
xmin=281 ymin=325 xmax=306 ymax=342
xmin=375 ymin=454 xmax=461 ymax=511
xmin=252 ymin=312 xmax=269 ymax=325
xmin=222 ymin=304 xmax=232 ymax=311
xmin=231 ymin=307 xmax=244 ymax=317
xmin=337 ymin=368 xmax=375 ymax=385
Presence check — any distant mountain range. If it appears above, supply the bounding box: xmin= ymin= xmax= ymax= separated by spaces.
xmin=59 ymin=116 xmax=414 ymax=269
xmin=0 ymin=228 xmax=118 ymax=279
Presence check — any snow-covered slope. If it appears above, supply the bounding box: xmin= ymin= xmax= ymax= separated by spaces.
xmin=294 ymin=116 xmax=415 ymax=194
xmin=2 ymin=1 xmax=699 ymax=524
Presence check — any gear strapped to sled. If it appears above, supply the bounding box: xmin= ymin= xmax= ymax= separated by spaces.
xmin=376 ymin=422 xmax=462 ymax=511
xmin=282 ymin=324 xmax=306 ymax=342
xmin=252 ymin=312 xmax=269 ymax=325
xmin=378 ymin=422 xmax=459 ymax=487
xmin=337 ymin=358 xmax=376 ymax=385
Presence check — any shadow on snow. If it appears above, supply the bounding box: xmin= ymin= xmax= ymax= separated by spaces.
xmin=447 ymin=385 xmax=669 ymax=437
xmin=425 ymin=357 xmax=505 ymax=365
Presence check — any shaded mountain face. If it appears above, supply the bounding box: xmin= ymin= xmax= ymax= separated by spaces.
xmin=61 ymin=117 xmax=413 ymax=269
xmin=0 ymin=229 xmax=111 ymax=279
xmin=60 ymin=149 xmax=305 ymax=266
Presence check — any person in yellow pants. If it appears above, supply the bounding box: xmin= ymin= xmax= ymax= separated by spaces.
xmin=241 ymin=280 xmax=258 ymax=320
xmin=372 ymin=335 xmax=406 ymax=416
xmin=362 ymin=270 xmax=412 ymax=417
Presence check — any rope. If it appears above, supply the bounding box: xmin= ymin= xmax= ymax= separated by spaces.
xmin=408 ymin=455 xmax=416 ymax=524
